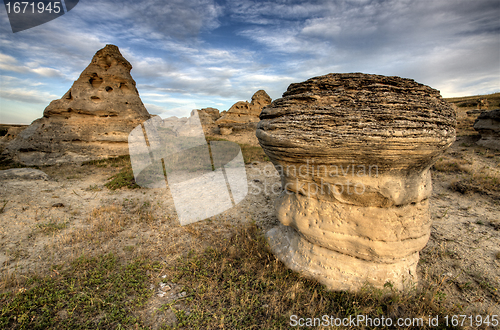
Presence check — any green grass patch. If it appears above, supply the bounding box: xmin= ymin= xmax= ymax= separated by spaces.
xmin=36 ymin=220 xmax=68 ymax=234
xmin=445 ymin=92 xmax=500 ymax=109
xmin=163 ymin=223 xmax=461 ymax=330
xmin=86 ymin=155 xmax=140 ymax=190
xmin=105 ymin=167 xmax=140 ymax=190
xmin=0 ymin=253 xmax=160 ymax=330
xmin=450 ymin=175 xmax=500 ymax=197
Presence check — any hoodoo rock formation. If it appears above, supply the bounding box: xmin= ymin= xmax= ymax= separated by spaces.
xmin=257 ymin=73 xmax=456 ymax=291
xmin=194 ymin=107 xmax=220 ymax=126
xmin=473 ymin=109 xmax=500 ymax=150
xmin=216 ymin=90 xmax=271 ymax=135
xmin=3 ymin=44 xmax=151 ymax=165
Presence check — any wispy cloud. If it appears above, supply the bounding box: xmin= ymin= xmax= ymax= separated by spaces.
xmin=233 ymin=0 xmax=500 ymax=96
xmin=0 ymin=53 xmax=67 ymax=78
xmin=0 ymin=87 xmax=58 ymax=104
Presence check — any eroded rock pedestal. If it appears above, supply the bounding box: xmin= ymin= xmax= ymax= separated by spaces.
xmin=3 ymin=44 xmax=150 ymax=165
xmin=216 ymin=90 xmax=271 ymax=135
xmin=256 ymin=73 xmax=456 ymax=291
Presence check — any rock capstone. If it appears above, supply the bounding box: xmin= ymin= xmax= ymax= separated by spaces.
xmin=257 ymin=73 xmax=456 ymax=291
xmin=2 ymin=44 xmax=151 ymax=165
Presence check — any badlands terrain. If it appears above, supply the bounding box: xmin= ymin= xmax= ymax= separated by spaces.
xmin=0 ymin=94 xmax=498 ymax=329
xmin=0 ymin=44 xmax=498 ymax=329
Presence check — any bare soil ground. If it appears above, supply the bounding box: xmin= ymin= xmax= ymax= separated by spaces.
xmin=0 ymin=158 xmax=282 ymax=327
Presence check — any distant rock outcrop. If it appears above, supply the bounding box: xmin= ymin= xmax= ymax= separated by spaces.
xmin=216 ymin=90 xmax=271 ymax=135
xmin=257 ymin=73 xmax=456 ymax=291
xmin=3 ymin=44 xmax=151 ymax=165
xmin=474 ymin=109 xmax=500 ymax=150
xmin=194 ymin=107 xmax=220 ymax=126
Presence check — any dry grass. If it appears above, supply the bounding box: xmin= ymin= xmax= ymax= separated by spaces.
xmin=445 ymin=92 xmax=500 ymax=137
xmin=87 ymin=205 xmax=128 ymax=237
xmin=450 ymin=175 xmax=500 ymax=197
xmin=35 ymin=219 xmax=68 ymax=235
xmin=445 ymin=92 xmax=500 ymax=109
xmin=432 ymin=153 xmax=500 ymax=198
xmin=0 ymin=204 xmax=475 ymax=329
xmin=433 ymin=158 xmax=472 ymax=174
xmin=0 ymin=253 xmax=160 ymax=329
xmin=160 ymin=223 xmax=465 ymax=329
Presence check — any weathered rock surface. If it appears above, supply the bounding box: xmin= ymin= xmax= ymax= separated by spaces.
xmin=0 ymin=126 xmax=27 ymax=142
xmin=2 ymin=45 xmax=151 ymax=165
xmin=0 ymin=125 xmax=27 ymax=151
xmin=0 ymin=168 xmax=49 ymax=181
xmin=194 ymin=107 xmax=220 ymax=126
xmin=473 ymin=109 xmax=500 ymax=150
xmin=216 ymin=90 xmax=271 ymax=135
xmin=257 ymin=73 xmax=456 ymax=291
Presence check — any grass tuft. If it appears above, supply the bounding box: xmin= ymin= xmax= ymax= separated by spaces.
xmin=105 ymin=167 xmax=140 ymax=190
xmin=36 ymin=220 xmax=68 ymax=234
xmin=87 ymin=205 xmax=128 ymax=237
xmin=432 ymin=159 xmax=471 ymax=174
xmin=0 ymin=200 xmax=7 ymax=214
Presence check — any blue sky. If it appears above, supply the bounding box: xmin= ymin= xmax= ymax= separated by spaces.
xmin=0 ymin=0 xmax=499 ymax=124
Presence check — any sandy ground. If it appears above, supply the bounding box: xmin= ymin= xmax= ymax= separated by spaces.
xmin=0 ymin=134 xmax=499 ymax=325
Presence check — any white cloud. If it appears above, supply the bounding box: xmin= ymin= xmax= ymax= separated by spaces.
xmin=235 ymin=0 xmax=500 ymax=96
xmin=31 ymin=67 xmax=65 ymax=78
xmin=0 ymin=52 xmax=68 ymax=78
xmin=0 ymin=88 xmax=58 ymax=104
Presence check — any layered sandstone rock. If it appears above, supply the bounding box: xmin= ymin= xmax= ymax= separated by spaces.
xmin=3 ymin=44 xmax=150 ymax=165
xmin=216 ymin=90 xmax=271 ymax=135
xmin=194 ymin=107 xmax=220 ymax=126
xmin=473 ymin=109 xmax=500 ymax=150
xmin=257 ymin=73 xmax=456 ymax=291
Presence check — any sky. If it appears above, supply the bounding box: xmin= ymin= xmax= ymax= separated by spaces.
xmin=0 ymin=0 xmax=499 ymax=124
